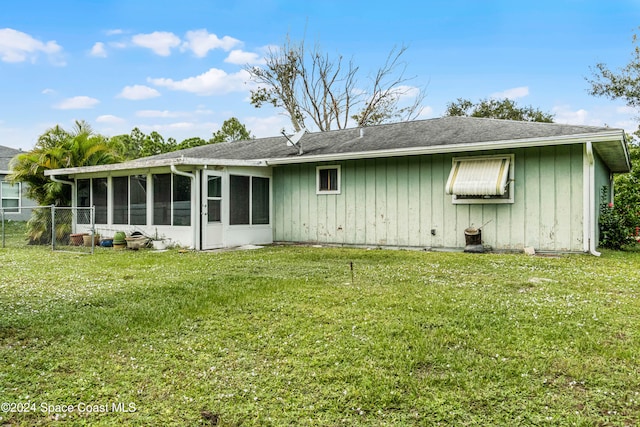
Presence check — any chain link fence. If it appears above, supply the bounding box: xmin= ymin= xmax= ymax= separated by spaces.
xmin=1 ymin=206 xmax=96 ymax=253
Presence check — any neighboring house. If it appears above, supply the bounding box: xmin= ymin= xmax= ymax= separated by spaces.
xmin=0 ymin=145 xmax=34 ymax=221
xmin=44 ymin=117 xmax=631 ymax=254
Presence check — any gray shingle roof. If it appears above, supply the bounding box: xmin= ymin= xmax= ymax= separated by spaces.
xmin=46 ymin=116 xmax=631 ymax=175
xmin=145 ymin=116 xmax=623 ymax=161
xmin=0 ymin=145 xmax=21 ymax=171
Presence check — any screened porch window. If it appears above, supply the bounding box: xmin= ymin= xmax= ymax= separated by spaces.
xmin=76 ymin=179 xmax=91 ymax=224
xmin=153 ymin=173 xmax=191 ymax=226
xmin=92 ymin=178 xmax=108 ymax=223
xmin=229 ymin=174 xmax=270 ymax=225
xmin=112 ymin=176 xmax=129 ymax=224
xmin=252 ymin=177 xmax=270 ymax=225
xmin=230 ymin=175 xmax=250 ymax=225
xmin=130 ymin=175 xmax=147 ymax=225
xmin=173 ymin=175 xmax=191 ymax=226
xmin=153 ymin=174 xmax=171 ymax=225
xmin=112 ymin=175 xmax=148 ymax=225
xmin=445 ymin=155 xmax=514 ymax=204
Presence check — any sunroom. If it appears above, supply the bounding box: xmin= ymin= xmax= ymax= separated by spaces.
xmin=47 ymin=159 xmax=273 ymax=250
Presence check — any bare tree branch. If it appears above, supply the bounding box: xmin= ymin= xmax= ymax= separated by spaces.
xmin=245 ymin=35 xmax=426 ymax=133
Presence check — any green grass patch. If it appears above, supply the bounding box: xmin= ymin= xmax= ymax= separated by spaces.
xmin=1 ymin=220 xmax=29 ymax=247
xmin=1 ymin=246 xmax=639 ymax=425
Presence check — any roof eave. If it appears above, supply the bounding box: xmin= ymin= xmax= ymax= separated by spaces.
xmin=267 ymin=130 xmax=628 ymax=170
xmin=44 ymin=157 xmax=268 ymax=176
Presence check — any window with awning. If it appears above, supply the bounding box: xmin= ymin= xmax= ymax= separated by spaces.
xmin=446 ymin=155 xmax=514 ymax=204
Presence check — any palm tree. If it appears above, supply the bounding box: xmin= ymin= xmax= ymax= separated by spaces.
xmin=7 ymin=121 xmax=122 ymax=243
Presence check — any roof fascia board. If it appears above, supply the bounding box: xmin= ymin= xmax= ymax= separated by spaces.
xmin=44 ymin=157 xmax=268 ymax=176
xmin=267 ymin=131 xmax=625 ymax=165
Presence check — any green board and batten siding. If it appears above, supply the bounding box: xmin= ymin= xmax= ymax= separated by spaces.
xmin=594 ymin=150 xmax=613 ymax=245
xmin=273 ymin=144 xmax=587 ymax=252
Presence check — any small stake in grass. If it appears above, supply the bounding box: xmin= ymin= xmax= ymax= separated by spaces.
xmin=350 ymin=261 xmax=354 ymax=284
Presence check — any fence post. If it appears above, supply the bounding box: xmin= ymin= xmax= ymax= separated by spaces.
xmin=1 ymin=208 xmax=5 ymax=249
xmin=51 ymin=205 xmax=56 ymax=251
xmin=91 ymin=206 xmax=95 ymax=255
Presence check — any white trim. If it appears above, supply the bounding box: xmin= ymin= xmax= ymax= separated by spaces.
xmin=585 ymin=142 xmax=601 ymax=256
xmin=583 ymin=145 xmax=591 ymax=253
xmin=267 ymin=131 xmax=626 ymax=165
xmin=45 ymin=157 xmax=268 ymax=176
xmin=316 ymin=165 xmax=341 ymax=195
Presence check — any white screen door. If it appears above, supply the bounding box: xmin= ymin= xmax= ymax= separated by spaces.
xmin=202 ymin=171 xmax=223 ymax=249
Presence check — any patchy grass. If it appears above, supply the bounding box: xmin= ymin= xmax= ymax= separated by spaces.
xmin=0 ymin=220 xmax=29 ymax=247
xmin=0 ymin=245 xmax=639 ymax=426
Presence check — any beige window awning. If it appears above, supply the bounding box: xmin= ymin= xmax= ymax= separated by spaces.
xmin=446 ymin=157 xmax=511 ymax=196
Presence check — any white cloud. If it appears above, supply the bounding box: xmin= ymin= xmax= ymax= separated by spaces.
xmin=106 ymin=29 xmax=125 ymax=36
xmin=552 ymin=105 xmax=591 ymax=125
xmin=613 ymin=119 xmax=638 ymax=133
xmin=552 ymin=104 xmax=613 ymax=128
xmin=42 ymin=88 xmax=56 ymax=95
xmin=553 ymin=103 xmax=639 ymax=133
xmin=131 ymin=31 xmax=181 ymax=56
xmin=416 ymin=105 xmax=434 ymax=119
xmin=96 ymin=114 xmax=125 ymax=123
xmin=395 ymin=85 xmax=422 ymax=100
xmin=0 ymin=28 xmax=64 ymax=64
xmin=138 ymin=122 xmax=198 ymax=134
xmin=54 ymin=96 xmax=100 ymax=110
xmin=117 ymin=85 xmax=161 ymax=100
xmin=181 ymin=29 xmax=241 ymax=57
xmin=148 ymin=68 xmax=250 ymax=96
xmin=109 ymin=41 xmax=128 ymax=49
xmin=163 ymin=122 xmax=195 ymax=130
xmin=616 ymin=105 xmax=636 ymax=115
xmin=90 ymin=42 xmax=107 ymax=58
xmin=136 ymin=110 xmax=186 ymax=118
xmin=490 ymin=86 xmax=529 ymax=100
xmin=244 ymin=115 xmax=291 ymax=138
xmin=225 ymin=49 xmax=265 ymax=65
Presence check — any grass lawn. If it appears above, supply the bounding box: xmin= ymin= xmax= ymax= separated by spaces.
xmin=0 ymin=244 xmax=639 ymax=426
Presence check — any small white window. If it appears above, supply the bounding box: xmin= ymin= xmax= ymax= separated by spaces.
xmin=446 ymin=155 xmax=514 ymax=204
xmin=316 ymin=165 xmax=341 ymax=194
xmin=1 ymin=181 xmax=21 ymax=213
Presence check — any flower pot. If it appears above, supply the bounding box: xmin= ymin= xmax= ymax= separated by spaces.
xmin=125 ymin=236 xmax=149 ymax=250
xmin=113 ymin=231 xmax=126 ymax=245
xmin=70 ymin=233 xmax=87 ymax=246
xmin=83 ymin=234 xmax=100 ymax=247
xmin=152 ymin=240 xmax=168 ymax=250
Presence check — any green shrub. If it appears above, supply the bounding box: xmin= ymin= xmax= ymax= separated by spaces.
xmin=599 ymin=186 xmax=635 ymax=249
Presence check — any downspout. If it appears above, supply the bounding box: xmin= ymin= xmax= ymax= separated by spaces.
xmin=50 ymin=175 xmax=74 ymax=186
xmin=585 ymin=141 xmax=601 ymax=257
xmin=49 ymin=175 xmax=75 ymax=207
xmin=170 ymin=164 xmax=198 ymax=250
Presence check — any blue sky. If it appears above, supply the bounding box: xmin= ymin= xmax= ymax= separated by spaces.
xmin=1 ymin=0 xmax=639 ymax=151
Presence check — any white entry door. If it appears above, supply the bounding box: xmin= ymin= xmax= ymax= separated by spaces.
xmin=202 ymin=171 xmax=223 ymax=249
